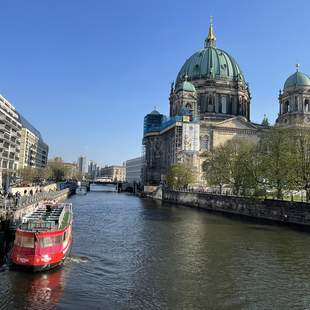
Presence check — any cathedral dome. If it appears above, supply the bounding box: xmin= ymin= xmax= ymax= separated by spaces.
xmin=176 ymin=47 xmax=245 ymax=85
xmin=176 ymin=20 xmax=245 ymax=85
xmin=284 ymin=70 xmax=310 ymax=89
xmin=175 ymin=80 xmax=196 ymax=93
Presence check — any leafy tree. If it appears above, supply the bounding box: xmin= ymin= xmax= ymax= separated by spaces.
xmin=203 ymin=139 xmax=258 ymax=195
xmin=166 ymin=163 xmax=194 ymax=189
xmin=202 ymin=143 xmax=231 ymax=193
xmin=257 ymin=128 xmax=293 ymax=199
xmin=289 ymin=129 xmax=310 ymax=201
xmin=47 ymin=157 xmax=69 ymax=182
xmin=18 ymin=167 xmax=36 ymax=184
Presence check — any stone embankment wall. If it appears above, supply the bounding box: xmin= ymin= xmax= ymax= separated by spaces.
xmin=163 ymin=190 xmax=310 ymax=227
xmin=11 ymin=183 xmax=57 ymax=196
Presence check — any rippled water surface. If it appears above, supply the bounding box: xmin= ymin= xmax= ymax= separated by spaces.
xmin=1 ymin=192 xmax=310 ymax=309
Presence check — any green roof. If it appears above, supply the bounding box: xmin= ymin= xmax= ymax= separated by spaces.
xmin=284 ymin=71 xmax=310 ymax=89
xmin=176 ymin=46 xmax=245 ymax=84
xmin=149 ymin=110 xmax=160 ymax=115
xmin=175 ymin=80 xmax=196 ymax=93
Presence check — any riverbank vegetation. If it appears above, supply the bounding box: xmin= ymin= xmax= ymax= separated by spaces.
xmin=202 ymin=128 xmax=310 ymax=201
xmin=17 ymin=157 xmax=81 ymax=185
xmin=166 ymin=163 xmax=194 ymax=189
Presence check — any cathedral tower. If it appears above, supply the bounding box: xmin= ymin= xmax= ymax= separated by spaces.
xmin=277 ymin=65 xmax=310 ymax=127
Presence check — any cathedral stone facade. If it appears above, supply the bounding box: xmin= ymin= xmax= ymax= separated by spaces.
xmin=142 ymin=20 xmax=310 ymax=186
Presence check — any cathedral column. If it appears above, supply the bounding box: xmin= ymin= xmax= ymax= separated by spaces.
xmin=280 ymin=101 xmax=283 ymax=114
xmin=222 ymin=95 xmax=227 ymax=113
xmin=215 ymin=94 xmax=219 ymax=113
xmin=298 ymin=95 xmax=302 ymax=112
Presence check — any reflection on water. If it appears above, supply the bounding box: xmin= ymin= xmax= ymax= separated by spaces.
xmin=25 ymin=269 xmax=65 ymax=310
xmin=1 ymin=192 xmax=310 ymax=309
xmin=3 ymin=265 xmax=68 ymax=310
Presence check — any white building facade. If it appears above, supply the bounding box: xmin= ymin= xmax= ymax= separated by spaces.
xmin=0 ymin=95 xmax=22 ymax=185
xmin=18 ymin=115 xmax=48 ymax=169
xmin=101 ymin=165 xmax=126 ymax=182
xmin=125 ymin=157 xmax=142 ymax=183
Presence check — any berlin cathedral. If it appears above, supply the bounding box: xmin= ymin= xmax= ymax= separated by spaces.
xmin=142 ymin=19 xmax=310 ymax=186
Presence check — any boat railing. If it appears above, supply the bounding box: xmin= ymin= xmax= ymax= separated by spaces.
xmin=20 ymin=220 xmax=57 ymax=231
xmin=57 ymin=203 xmax=72 ymax=229
xmin=0 ymin=188 xmax=70 ymax=212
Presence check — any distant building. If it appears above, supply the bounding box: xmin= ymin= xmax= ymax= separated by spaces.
xmin=18 ymin=114 xmax=48 ymax=169
xmin=125 ymin=157 xmax=142 ymax=183
xmin=88 ymin=160 xmax=97 ymax=179
xmin=0 ymin=95 xmax=22 ymax=186
xmin=77 ymin=156 xmax=87 ymax=174
xmin=101 ymin=165 xmax=126 ymax=182
xmin=63 ymin=162 xmax=78 ymax=179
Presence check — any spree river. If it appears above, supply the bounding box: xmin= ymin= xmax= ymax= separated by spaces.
xmin=1 ymin=192 xmax=310 ymax=309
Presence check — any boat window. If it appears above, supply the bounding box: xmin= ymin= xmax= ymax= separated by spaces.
xmin=54 ymin=235 xmax=62 ymax=245
xmin=39 ymin=235 xmax=63 ymax=248
xmin=20 ymin=236 xmax=34 ymax=248
xmin=39 ymin=237 xmax=54 ymax=248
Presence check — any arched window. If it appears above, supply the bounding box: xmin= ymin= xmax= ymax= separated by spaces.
xmin=185 ymin=103 xmax=193 ymax=114
xmin=218 ymin=95 xmax=222 ymax=113
xmin=305 ymin=99 xmax=309 ymax=112
xmin=185 ymin=103 xmax=191 ymax=108
xmin=199 ymin=94 xmax=207 ymax=113
xmin=207 ymin=96 xmax=214 ymax=112
xmin=284 ymin=100 xmax=289 ymax=113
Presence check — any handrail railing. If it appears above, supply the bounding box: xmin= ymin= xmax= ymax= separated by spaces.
xmin=0 ymin=188 xmax=70 ymax=213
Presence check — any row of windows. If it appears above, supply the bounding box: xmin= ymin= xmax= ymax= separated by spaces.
xmin=14 ymin=233 xmax=68 ymax=249
xmin=283 ymin=98 xmax=310 ymax=113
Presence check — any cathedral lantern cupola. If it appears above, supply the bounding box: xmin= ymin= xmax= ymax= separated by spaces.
xmin=277 ymin=64 xmax=310 ymax=127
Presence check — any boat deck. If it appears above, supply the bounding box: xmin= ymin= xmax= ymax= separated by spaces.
xmin=20 ymin=203 xmax=72 ymax=232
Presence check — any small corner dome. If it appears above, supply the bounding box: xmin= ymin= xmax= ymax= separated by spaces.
xmin=149 ymin=110 xmax=160 ymax=115
xmin=175 ymin=81 xmax=196 ymax=93
xmin=284 ymin=71 xmax=310 ymax=89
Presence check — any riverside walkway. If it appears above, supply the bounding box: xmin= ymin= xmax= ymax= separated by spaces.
xmin=0 ymin=188 xmax=71 ymax=222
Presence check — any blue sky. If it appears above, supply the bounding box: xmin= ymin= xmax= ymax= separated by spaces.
xmin=0 ymin=0 xmax=309 ymax=165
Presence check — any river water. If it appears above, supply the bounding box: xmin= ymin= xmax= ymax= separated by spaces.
xmin=1 ymin=192 xmax=310 ymax=309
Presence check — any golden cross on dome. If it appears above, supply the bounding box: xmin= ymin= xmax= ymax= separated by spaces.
xmin=205 ymin=16 xmax=216 ymax=48
xmin=296 ymin=63 xmax=300 ymax=72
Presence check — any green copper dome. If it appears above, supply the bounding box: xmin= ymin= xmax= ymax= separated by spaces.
xmin=176 ymin=20 xmax=245 ymax=86
xmin=176 ymin=46 xmax=245 ymax=84
xmin=175 ymin=80 xmax=196 ymax=93
xmin=284 ymin=71 xmax=310 ymax=89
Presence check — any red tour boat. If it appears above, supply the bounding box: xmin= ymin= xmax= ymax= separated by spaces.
xmin=10 ymin=202 xmax=73 ymax=272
